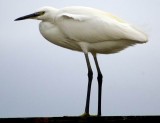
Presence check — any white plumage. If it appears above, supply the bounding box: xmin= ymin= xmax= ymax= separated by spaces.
xmin=37 ymin=6 xmax=148 ymax=54
xmin=15 ymin=6 xmax=148 ymax=116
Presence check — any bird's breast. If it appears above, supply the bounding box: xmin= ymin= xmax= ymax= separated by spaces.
xmin=39 ymin=22 xmax=60 ymax=42
xmin=39 ymin=22 xmax=81 ymax=51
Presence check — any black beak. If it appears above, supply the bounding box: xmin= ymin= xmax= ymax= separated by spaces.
xmin=14 ymin=12 xmax=40 ymax=21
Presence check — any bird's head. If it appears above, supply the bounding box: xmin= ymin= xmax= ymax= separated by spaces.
xmin=15 ymin=6 xmax=58 ymax=21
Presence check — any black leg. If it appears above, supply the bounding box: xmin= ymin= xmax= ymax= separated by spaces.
xmin=93 ymin=54 xmax=103 ymax=116
xmin=84 ymin=53 xmax=93 ymax=115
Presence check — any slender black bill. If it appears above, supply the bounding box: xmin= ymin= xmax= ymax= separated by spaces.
xmin=14 ymin=12 xmax=40 ymax=21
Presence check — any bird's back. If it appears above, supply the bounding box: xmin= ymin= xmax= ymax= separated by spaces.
xmin=41 ymin=6 xmax=148 ymax=54
xmin=55 ymin=6 xmax=148 ymax=43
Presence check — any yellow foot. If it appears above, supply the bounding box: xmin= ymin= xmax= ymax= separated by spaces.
xmin=80 ymin=113 xmax=100 ymax=117
xmin=91 ymin=114 xmax=99 ymax=117
xmin=80 ymin=113 xmax=90 ymax=117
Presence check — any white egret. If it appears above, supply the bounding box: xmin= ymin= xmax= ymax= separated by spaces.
xmin=15 ymin=6 xmax=148 ymax=116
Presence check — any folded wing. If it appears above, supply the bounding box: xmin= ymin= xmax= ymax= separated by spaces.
xmin=55 ymin=7 xmax=148 ymax=43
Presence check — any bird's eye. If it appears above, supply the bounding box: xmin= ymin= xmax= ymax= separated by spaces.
xmin=41 ymin=11 xmax=45 ymax=15
xmin=37 ymin=11 xmax=45 ymax=16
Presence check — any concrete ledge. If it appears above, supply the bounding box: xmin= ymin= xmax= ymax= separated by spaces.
xmin=0 ymin=116 xmax=160 ymax=123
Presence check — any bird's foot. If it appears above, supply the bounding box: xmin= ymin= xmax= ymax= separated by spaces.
xmin=80 ymin=113 xmax=100 ymax=117
xmin=80 ymin=112 xmax=90 ymax=117
xmin=91 ymin=114 xmax=100 ymax=117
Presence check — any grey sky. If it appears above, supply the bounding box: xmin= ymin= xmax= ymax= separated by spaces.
xmin=0 ymin=0 xmax=160 ymax=118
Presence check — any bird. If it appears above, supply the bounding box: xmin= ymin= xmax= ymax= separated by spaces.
xmin=15 ymin=6 xmax=148 ymax=116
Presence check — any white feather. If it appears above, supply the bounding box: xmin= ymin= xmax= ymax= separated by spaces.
xmin=55 ymin=6 xmax=147 ymax=42
xmin=37 ymin=6 xmax=148 ymax=54
xmin=15 ymin=6 xmax=149 ymax=116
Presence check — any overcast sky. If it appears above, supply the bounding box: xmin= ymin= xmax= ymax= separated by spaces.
xmin=0 ymin=0 xmax=160 ymax=118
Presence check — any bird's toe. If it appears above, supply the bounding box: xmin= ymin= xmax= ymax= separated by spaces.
xmin=80 ymin=113 xmax=90 ymax=117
